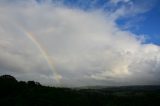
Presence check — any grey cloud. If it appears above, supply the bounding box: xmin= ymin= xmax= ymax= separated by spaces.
xmin=0 ymin=0 xmax=160 ymax=86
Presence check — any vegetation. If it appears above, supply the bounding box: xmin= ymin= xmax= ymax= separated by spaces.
xmin=0 ymin=75 xmax=160 ymax=106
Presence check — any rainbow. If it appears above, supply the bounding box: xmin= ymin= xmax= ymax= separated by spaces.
xmin=18 ymin=25 xmax=62 ymax=83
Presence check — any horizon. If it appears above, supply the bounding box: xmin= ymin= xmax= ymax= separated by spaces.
xmin=1 ymin=74 xmax=160 ymax=88
xmin=0 ymin=0 xmax=160 ymax=87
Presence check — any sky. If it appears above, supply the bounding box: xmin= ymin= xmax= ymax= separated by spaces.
xmin=0 ymin=0 xmax=160 ymax=87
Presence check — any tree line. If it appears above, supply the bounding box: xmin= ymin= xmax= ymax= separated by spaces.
xmin=0 ymin=75 xmax=160 ymax=106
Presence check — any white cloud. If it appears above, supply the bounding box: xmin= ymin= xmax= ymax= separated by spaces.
xmin=110 ymin=0 xmax=130 ymax=4
xmin=108 ymin=0 xmax=156 ymax=20
xmin=0 ymin=0 xmax=160 ymax=86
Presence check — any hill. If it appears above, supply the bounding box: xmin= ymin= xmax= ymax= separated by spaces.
xmin=0 ymin=75 xmax=160 ymax=106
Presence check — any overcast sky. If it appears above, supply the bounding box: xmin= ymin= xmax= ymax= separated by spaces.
xmin=0 ymin=0 xmax=160 ymax=87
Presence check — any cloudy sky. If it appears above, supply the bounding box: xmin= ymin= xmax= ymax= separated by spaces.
xmin=0 ymin=0 xmax=160 ymax=86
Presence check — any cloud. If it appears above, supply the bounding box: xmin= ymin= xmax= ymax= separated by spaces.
xmin=108 ymin=0 xmax=157 ymax=20
xmin=0 ymin=0 xmax=160 ymax=86
xmin=110 ymin=0 xmax=130 ymax=4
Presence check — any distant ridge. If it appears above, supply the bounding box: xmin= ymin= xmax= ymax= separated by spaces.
xmin=0 ymin=75 xmax=160 ymax=106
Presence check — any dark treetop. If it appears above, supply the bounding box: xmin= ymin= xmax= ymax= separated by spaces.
xmin=0 ymin=75 xmax=160 ymax=106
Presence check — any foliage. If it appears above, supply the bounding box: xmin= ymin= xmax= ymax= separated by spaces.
xmin=0 ymin=75 xmax=160 ymax=106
